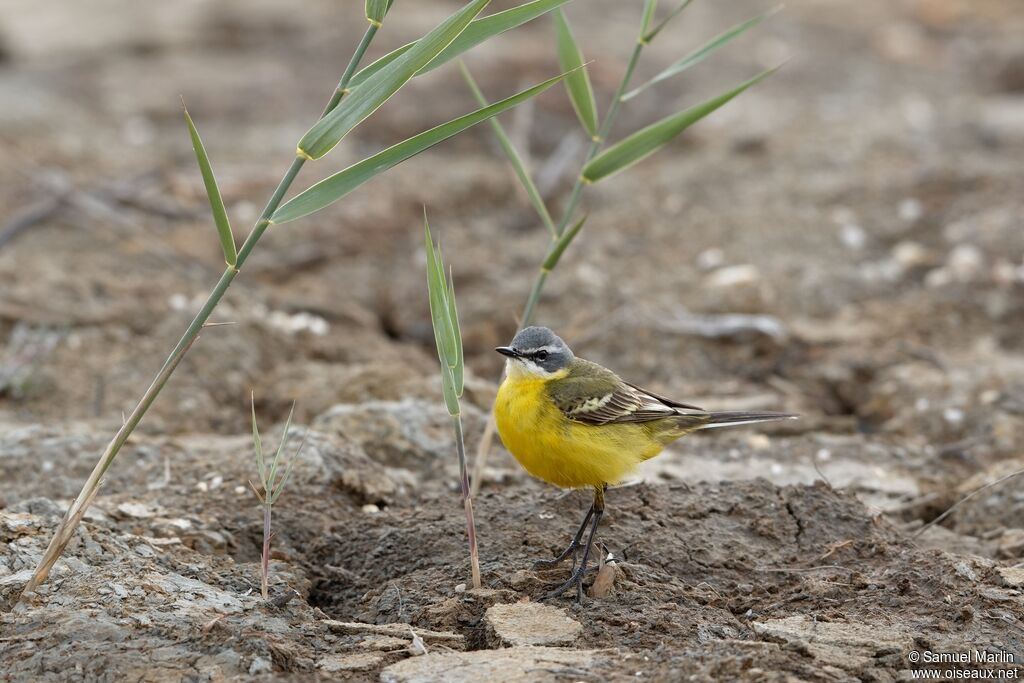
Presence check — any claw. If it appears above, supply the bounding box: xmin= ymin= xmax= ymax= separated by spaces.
xmin=545 ymin=506 xmax=604 ymax=602
xmin=530 ymin=503 xmax=593 ymax=570
xmin=531 ymin=486 xmax=607 ymax=602
xmin=543 ymin=563 xmax=590 ymax=601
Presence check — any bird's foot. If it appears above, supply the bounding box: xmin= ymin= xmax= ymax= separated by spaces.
xmin=531 ymin=544 xmax=579 ymax=571
xmin=543 ymin=562 xmax=590 ymax=602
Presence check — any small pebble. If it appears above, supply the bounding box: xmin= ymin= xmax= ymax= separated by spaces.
xmin=696 ymin=248 xmax=724 ymax=271
xmin=839 ymin=223 xmax=867 ymax=250
xmin=899 ymin=198 xmax=923 ymax=222
xmin=980 ymin=389 xmax=1000 ymax=405
xmin=361 ymin=504 xmax=380 ymax=514
xmin=947 ymin=244 xmax=984 ymax=282
xmin=891 ymin=241 xmax=930 ymax=269
xmin=925 ymin=267 xmax=953 ymax=288
xmin=704 ymin=264 xmax=760 ymax=288
xmin=747 ymin=434 xmax=771 ymax=450
xmin=454 ymin=583 xmax=467 ymax=593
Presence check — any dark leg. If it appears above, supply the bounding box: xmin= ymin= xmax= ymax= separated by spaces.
xmin=543 ymin=485 xmax=605 ymax=602
xmin=532 ymin=501 xmax=594 ymax=570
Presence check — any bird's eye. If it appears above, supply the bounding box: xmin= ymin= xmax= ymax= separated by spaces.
xmin=535 ymin=350 xmax=548 ymax=361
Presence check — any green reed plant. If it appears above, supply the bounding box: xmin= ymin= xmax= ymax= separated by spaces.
xmin=23 ymin=0 xmax=577 ymax=597
xmin=248 ymin=395 xmax=303 ymax=601
xmin=424 ymin=214 xmax=481 ymax=590
xmin=468 ymin=0 xmax=782 ymax=491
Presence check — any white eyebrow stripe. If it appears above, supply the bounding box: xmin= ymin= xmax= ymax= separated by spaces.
xmin=526 ymin=345 xmax=560 ymax=354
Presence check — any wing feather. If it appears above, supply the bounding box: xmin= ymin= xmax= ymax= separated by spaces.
xmin=548 ymin=360 xmax=708 ymax=426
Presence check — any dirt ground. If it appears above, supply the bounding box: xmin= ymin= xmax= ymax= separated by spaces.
xmin=2 ymin=0 xmax=1024 ymax=680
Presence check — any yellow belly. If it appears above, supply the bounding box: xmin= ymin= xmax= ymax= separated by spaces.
xmin=494 ymin=373 xmax=664 ymax=489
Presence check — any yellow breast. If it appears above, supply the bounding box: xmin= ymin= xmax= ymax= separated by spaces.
xmin=494 ymin=370 xmax=663 ymax=489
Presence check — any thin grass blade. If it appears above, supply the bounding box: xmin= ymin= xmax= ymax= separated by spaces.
xmin=643 ymin=0 xmax=695 ymax=44
xmin=251 ymin=392 xmax=265 ymax=487
xmin=349 ymin=0 xmax=572 ymax=90
xmin=542 ymin=214 xmax=587 ymax=270
xmin=297 ymin=0 xmax=489 ymax=160
xmin=553 ymin=9 xmax=598 ymax=138
xmin=268 ymin=401 xmax=296 ymax=491
xmin=640 ymin=0 xmax=658 ymax=38
xmin=459 ymin=62 xmax=555 ymax=235
xmin=274 ymin=71 xmax=569 ymax=224
xmin=269 ymin=429 xmax=303 ymax=504
xmin=365 ymin=0 xmax=394 ymax=27
xmin=269 ymin=456 xmax=295 ymax=504
xmin=625 ymin=9 xmax=777 ymax=101
xmin=183 ymin=105 xmax=236 ymax=266
xmin=582 ymin=66 xmax=778 ymax=183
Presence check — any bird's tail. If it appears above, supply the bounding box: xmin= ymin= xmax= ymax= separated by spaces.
xmin=700 ymin=411 xmax=798 ymax=430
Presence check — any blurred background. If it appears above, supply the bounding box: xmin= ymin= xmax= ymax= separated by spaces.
xmin=1 ymin=0 xmax=1023 ymax=554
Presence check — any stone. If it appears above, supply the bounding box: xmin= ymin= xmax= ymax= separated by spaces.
xmin=753 ymin=616 xmax=911 ymax=672
xmin=996 ymin=567 xmax=1024 ymax=588
xmin=380 ymin=647 xmax=600 ymax=683
xmin=248 ymin=656 xmax=272 ymax=675
xmin=317 ymin=652 xmax=384 ymax=672
xmin=321 ymin=620 xmax=464 ymax=646
xmin=484 ymin=602 xmax=582 ymax=647
xmin=360 ymin=635 xmax=409 ymax=651
xmin=997 ymin=529 xmax=1024 ymax=559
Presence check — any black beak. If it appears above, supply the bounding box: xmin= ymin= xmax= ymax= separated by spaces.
xmin=495 ymin=346 xmax=519 ymax=358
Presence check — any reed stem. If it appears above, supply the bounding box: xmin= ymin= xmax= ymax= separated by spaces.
xmin=22 ymin=22 xmax=381 ymax=598
xmin=453 ymin=415 xmax=482 ymax=589
xmin=261 ymin=504 xmax=272 ymax=600
xmin=518 ymin=41 xmax=644 ymax=329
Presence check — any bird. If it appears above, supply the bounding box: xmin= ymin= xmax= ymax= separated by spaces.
xmin=494 ymin=326 xmax=797 ymax=600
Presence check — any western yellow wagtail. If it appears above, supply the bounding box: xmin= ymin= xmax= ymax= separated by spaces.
xmin=495 ymin=326 xmax=796 ymax=600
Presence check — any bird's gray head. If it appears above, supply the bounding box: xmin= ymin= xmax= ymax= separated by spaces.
xmin=495 ymin=326 xmax=574 ymax=377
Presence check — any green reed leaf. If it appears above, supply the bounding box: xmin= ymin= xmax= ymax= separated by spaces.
xmin=582 ymin=66 xmax=778 ymax=183
xmin=625 ymin=9 xmax=777 ymax=101
xmin=643 ymin=0 xmax=694 ymax=44
xmin=425 ymin=216 xmax=458 ymax=370
xmin=365 ymin=0 xmax=394 ymax=27
xmin=349 ymin=0 xmax=572 ymax=90
xmin=542 ymin=214 xmax=587 ymax=270
xmin=297 ymin=0 xmax=489 ymax=160
xmin=440 ymin=364 xmax=461 ymax=416
xmin=445 ymin=265 xmax=464 ymax=394
xmin=553 ymin=9 xmax=598 ymax=138
xmin=459 ymin=62 xmax=556 ymax=236
xmin=425 ymin=217 xmax=464 ymax=416
xmin=273 ymin=71 xmax=569 ymax=224
xmin=183 ymin=104 xmax=236 ymax=266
